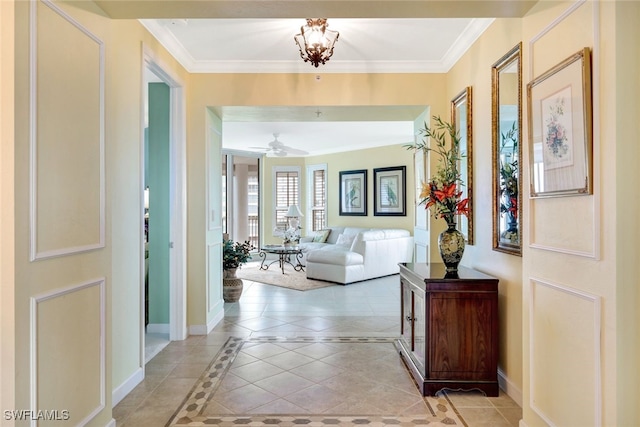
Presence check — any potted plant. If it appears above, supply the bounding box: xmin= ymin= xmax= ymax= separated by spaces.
xmin=406 ymin=115 xmax=469 ymax=272
xmin=222 ymin=238 xmax=253 ymax=302
xmin=499 ymin=122 xmax=519 ymax=243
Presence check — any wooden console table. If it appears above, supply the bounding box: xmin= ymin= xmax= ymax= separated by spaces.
xmin=396 ymin=263 xmax=499 ymax=396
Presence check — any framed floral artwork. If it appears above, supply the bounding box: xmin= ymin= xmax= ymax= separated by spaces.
xmin=373 ymin=166 xmax=406 ymax=216
xmin=339 ymin=169 xmax=367 ymax=216
xmin=527 ymin=47 xmax=593 ymax=198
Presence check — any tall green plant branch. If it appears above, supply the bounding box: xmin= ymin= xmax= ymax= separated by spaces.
xmin=404 ymin=115 xmax=469 ymax=223
xmin=405 ymin=116 xmax=463 ymax=184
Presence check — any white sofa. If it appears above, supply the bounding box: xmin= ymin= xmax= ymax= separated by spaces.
xmin=299 ymin=226 xmax=413 ymax=284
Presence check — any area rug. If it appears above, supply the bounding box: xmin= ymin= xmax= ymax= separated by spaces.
xmin=236 ymin=263 xmax=336 ymax=291
xmin=166 ymin=336 xmax=467 ymax=427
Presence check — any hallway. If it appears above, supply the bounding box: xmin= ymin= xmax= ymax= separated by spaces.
xmin=114 ymin=274 xmax=521 ymax=426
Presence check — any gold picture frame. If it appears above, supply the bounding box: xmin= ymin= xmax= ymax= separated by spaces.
xmin=527 ymin=47 xmax=593 ymax=198
xmin=492 ymin=43 xmax=522 ymax=256
xmin=451 ymin=86 xmax=473 ymax=245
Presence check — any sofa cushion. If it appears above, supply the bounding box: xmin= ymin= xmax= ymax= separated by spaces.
xmin=335 ymin=233 xmax=356 ymax=248
xmin=343 ymin=227 xmax=368 ymax=236
xmin=312 ymin=229 xmax=331 ymax=243
xmin=381 ymin=229 xmax=410 ymax=239
xmin=298 ymin=242 xmax=329 ymax=252
xmin=325 ymin=227 xmax=346 ymax=244
xmin=307 ymin=247 xmax=364 ymax=266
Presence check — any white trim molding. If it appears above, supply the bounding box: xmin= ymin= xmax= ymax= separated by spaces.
xmin=528 ymin=0 xmax=587 ymax=77
xmin=189 ymin=307 xmax=224 ymax=336
xmin=111 ymin=367 xmax=143 ymax=406
xmin=146 ymin=323 xmax=170 ymax=334
xmin=498 ymin=367 xmax=523 ymax=408
xmin=140 ymin=18 xmax=494 ymax=74
xmin=30 ymin=278 xmax=106 ymax=427
xmin=527 ymin=0 xmax=600 ymax=260
xmin=305 ymin=163 xmax=328 ymax=232
xmin=529 ymin=278 xmax=601 ymax=427
xmin=29 ymin=0 xmax=105 ymax=261
xmin=142 ymin=45 xmax=188 ymax=343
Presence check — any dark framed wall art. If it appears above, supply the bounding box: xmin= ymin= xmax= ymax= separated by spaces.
xmin=339 ymin=169 xmax=367 ymax=216
xmin=373 ymin=166 xmax=406 ymax=216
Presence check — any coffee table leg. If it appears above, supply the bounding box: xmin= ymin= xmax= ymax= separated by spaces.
xmin=259 ymin=251 xmax=268 ymax=270
xmin=294 ymin=251 xmax=305 ymax=272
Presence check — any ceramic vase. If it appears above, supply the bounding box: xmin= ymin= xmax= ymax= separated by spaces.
xmin=438 ymin=221 xmax=466 ymax=272
xmin=222 ymin=268 xmax=243 ymax=302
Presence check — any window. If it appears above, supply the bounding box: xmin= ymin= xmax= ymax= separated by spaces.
xmin=223 ymin=152 xmax=261 ymax=248
xmin=307 ymin=164 xmax=327 ymax=231
xmin=273 ymin=167 xmax=300 ymax=232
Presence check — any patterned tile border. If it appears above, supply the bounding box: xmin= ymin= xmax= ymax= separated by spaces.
xmin=166 ymin=337 xmax=467 ymax=427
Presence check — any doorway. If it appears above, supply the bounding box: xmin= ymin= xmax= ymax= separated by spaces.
xmin=222 ymin=152 xmax=261 ymax=247
xmin=145 ymin=78 xmax=170 ymax=361
xmin=141 ymin=50 xmax=187 ymax=368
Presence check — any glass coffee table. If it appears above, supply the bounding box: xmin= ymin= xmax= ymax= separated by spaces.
xmin=258 ymin=245 xmax=305 ymax=274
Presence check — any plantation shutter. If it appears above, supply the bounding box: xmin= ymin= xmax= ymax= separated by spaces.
xmin=311 ymin=169 xmax=326 ymax=231
xmin=275 ymin=171 xmax=299 ymax=229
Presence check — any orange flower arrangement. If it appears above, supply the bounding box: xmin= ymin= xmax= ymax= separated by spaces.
xmin=407 ymin=116 xmax=469 ymax=225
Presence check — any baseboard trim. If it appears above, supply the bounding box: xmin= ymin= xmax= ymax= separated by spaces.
xmin=146 ymin=323 xmax=170 ymax=334
xmin=112 ymin=367 xmax=143 ymax=406
xmin=188 ymin=309 xmax=224 ymax=335
xmin=105 ymin=418 xmax=116 ymax=427
xmin=498 ymin=367 xmax=523 ymax=407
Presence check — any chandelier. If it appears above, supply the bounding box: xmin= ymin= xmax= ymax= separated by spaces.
xmin=294 ymin=18 xmax=340 ymax=68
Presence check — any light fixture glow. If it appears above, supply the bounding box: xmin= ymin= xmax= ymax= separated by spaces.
xmin=294 ymin=18 xmax=339 ymax=68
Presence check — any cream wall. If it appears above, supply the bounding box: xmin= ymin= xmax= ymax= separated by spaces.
xmin=520 ymin=1 xmax=635 ymax=426
xmin=261 ymin=145 xmax=416 ymax=246
xmin=13 ymin=1 xmax=113 ymax=424
xmin=614 ymin=3 xmax=640 ymax=425
xmin=446 ymin=18 xmax=525 ymax=402
xmin=311 ymin=145 xmax=415 ymax=231
xmin=187 ymin=72 xmax=447 ymax=326
xmin=9 ymin=0 xmax=190 ymax=421
xmin=0 ymin=0 xmax=16 ymax=420
xmin=3 ymin=1 xmax=639 ymax=425
xmin=107 ymin=17 xmax=189 ymax=396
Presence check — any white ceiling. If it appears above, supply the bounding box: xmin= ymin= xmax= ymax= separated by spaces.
xmin=140 ymin=18 xmax=494 ymax=74
xmin=141 ymin=17 xmax=495 ymax=156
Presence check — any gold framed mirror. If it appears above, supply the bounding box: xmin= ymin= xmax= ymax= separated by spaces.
xmin=451 ymin=87 xmax=473 ymax=245
xmin=491 ymin=43 xmax=522 ymax=255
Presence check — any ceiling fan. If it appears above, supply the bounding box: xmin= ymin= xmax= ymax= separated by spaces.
xmin=249 ymin=133 xmax=309 ymax=157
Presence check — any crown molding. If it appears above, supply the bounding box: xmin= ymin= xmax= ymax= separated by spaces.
xmin=441 ymin=18 xmax=495 ymax=71
xmin=141 ymin=17 xmax=493 ymax=74
xmin=139 ymin=19 xmax=197 ymax=71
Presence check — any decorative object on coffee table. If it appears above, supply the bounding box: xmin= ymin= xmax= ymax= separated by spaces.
xmin=406 ymin=116 xmax=469 ymax=272
xmin=222 ymin=238 xmax=253 ymax=302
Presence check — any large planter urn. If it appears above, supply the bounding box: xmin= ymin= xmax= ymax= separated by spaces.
xmin=438 ymin=221 xmax=466 ymax=272
xmin=223 ymin=268 xmax=243 ymax=302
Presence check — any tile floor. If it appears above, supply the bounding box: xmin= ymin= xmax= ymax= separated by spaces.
xmin=114 ymin=271 xmax=522 ymax=426
xmin=144 ymin=332 xmax=170 ymax=363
